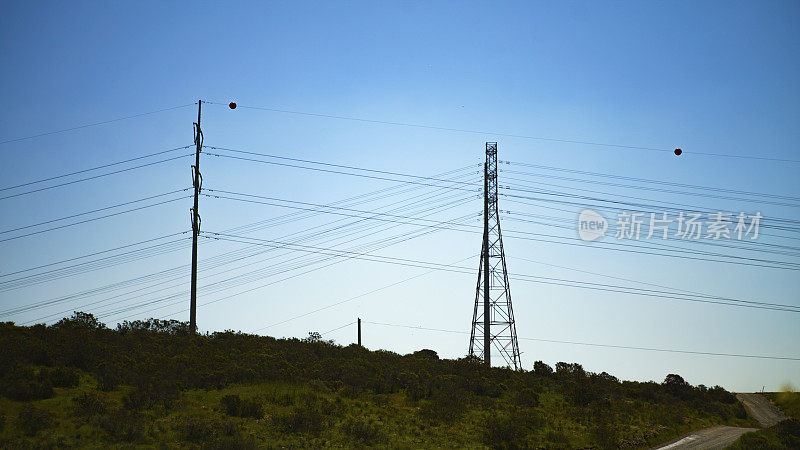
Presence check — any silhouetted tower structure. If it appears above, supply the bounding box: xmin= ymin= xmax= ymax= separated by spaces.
xmin=469 ymin=142 xmax=521 ymax=369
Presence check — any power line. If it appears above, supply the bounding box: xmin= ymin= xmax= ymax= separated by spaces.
xmin=21 ymin=185 xmax=475 ymax=322
xmin=208 ymin=146 xmax=479 ymax=187
xmin=112 ymin=210 xmax=477 ymax=323
xmin=0 ymin=231 xmax=186 ymax=280
xmin=248 ymin=246 xmax=798 ymax=337
xmin=0 ymin=188 xmax=190 ymax=237
xmin=202 ymin=192 xmax=800 ymax=271
xmin=0 ymin=153 xmax=194 ymax=201
xmin=502 ymin=171 xmax=800 ymax=209
xmin=509 ymin=255 xmax=798 ymax=311
xmin=204 ymin=188 xmax=478 ymax=230
xmin=74 ymin=201 xmax=797 ymax=326
xmin=0 ymin=193 xmax=191 ymax=243
xmin=362 ymin=321 xmax=800 ymax=362
xmin=5 ymin=168 xmax=477 ymax=319
xmin=207 ymin=147 xmax=800 ymax=233
xmin=0 ymin=104 xmax=196 ymax=146
xmin=1 ymin=167 xmax=475 ymax=292
xmin=501 ymin=195 xmax=800 ymax=246
xmin=504 ymin=214 xmax=800 ymax=259
xmin=205 ymin=151 xmax=480 ymax=192
xmin=253 ymin=254 xmax=477 ymax=333
xmin=197 ymin=232 xmax=800 ymax=313
xmin=204 ymin=100 xmax=800 ymax=163
xmin=501 ymin=183 xmax=800 ymax=230
xmin=501 ymin=160 xmax=800 ymax=202
xmin=320 ymin=321 xmax=356 ymax=337
xmin=0 ymin=145 xmax=192 ymax=192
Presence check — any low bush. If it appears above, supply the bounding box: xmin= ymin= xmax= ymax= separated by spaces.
xmin=44 ymin=366 xmax=80 ymax=388
xmin=72 ymin=391 xmax=108 ymax=417
xmin=205 ymin=434 xmax=259 ymax=450
xmin=420 ymin=378 xmax=466 ymax=424
xmin=729 ymin=418 xmax=800 ymax=449
xmin=342 ymin=417 xmax=383 ymax=445
xmin=17 ymin=404 xmax=55 ymax=436
xmin=175 ymin=415 xmax=216 ymax=442
xmin=272 ymin=404 xmax=326 ymax=435
xmin=123 ymin=381 xmax=181 ymax=410
xmin=515 ymin=388 xmax=540 ymax=407
xmin=483 ymin=409 xmax=528 ymax=449
xmin=98 ymin=408 xmax=145 ymax=442
xmin=1 ymin=366 xmax=54 ymax=401
xmin=95 ymin=363 xmax=121 ymax=391
xmin=220 ymin=394 xmax=264 ymax=419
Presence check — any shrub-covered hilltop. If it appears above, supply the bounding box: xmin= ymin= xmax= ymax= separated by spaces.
xmin=0 ymin=312 xmax=753 ymax=448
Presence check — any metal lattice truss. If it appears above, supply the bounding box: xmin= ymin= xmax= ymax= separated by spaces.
xmin=469 ymin=142 xmax=521 ymax=370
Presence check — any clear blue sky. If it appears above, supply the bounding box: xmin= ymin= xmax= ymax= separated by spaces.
xmin=1 ymin=1 xmax=798 ymax=392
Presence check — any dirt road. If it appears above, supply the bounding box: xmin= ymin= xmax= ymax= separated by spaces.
xmin=736 ymin=393 xmax=787 ymax=427
xmin=652 ymin=393 xmax=787 ymax=449
xmin=653 ymin=426 xmax=757 ymax=450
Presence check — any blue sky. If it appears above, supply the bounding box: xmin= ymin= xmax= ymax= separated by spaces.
xmin=0 ymin=1 xmax=798 ymax=392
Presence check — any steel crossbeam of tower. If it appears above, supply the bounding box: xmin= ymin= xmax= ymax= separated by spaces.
xmin=469 ymin=142 xmax=521 ymax=369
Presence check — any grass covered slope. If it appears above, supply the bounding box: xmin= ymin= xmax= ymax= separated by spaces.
xmin=728 ymin=391 xmax=800 ymax=449
xmin=728 ymin=419 xmax=800 ymax=449
xmin=767 ymin=391 xmax=800 ymax=420
xmin=0 ymin=312 xmax=754 ymax=448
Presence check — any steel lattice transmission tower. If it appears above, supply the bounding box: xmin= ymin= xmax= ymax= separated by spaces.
xmin=469 ymin=142 xmax=521 ymax=369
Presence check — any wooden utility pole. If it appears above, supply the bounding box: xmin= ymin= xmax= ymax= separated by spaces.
xmin=357 ymin=317 xmax=362 ymax=346
xmin=190 ymin=100 xmax=202 ymax=334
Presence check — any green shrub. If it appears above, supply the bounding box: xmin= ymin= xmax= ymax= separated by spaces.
xmin=204 ymin=434 xmax=259 ymax=450
xmin=72 ymin=391 xmax=108 ymax=416
xmin=98 ymin=409 xmax=145 ymax=442
xmin=533 ymin=360 xmax=553 ymax=376
xmin=45 ymin=366 xmax=80 ymax=388
xmin=261 ymin=387 xmax=297 ymax=406
xmin=420 ymin=388 xmax=466 ymax=424
xmin=515 ymin=388 xmax=540 ymax=407
xmin=17 ymin=404 xmax=55 ymax=436
xmin=123 ymin=381 xmax=181 ymax=410
xmin=220 ymin=394 xmax=264 ymax=419
xmin=729 ymin=418 xmax=800 ymax=449
xmin=545 ymin=430 xmax=571 ymax=447
xmin=483 ymin=409 xmax=527 ymax=449
xmin=272 ymin=404 xmax=326 ymax=434
xmin=342 ymin=417 xmax=383 ymax=445
xmin=95 ymin=363 xmax=120 ymax=391
xmin=1 ymin=366 xmax=54 ymax=401
xmin=4 ymin=378 xmax=54 ymax=401
xmin=176 ymin=415 xmax=216 ymax=442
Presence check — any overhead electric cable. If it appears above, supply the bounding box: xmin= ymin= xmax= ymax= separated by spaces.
xmin=0 ymin=104 xmax=195 ymax=145
xmin=362 ymin=321 xmax=800 ymax=361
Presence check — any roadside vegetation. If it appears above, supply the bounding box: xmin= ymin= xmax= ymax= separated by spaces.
xmin=767 ymin=390 xmax=800 ymax=420
xmin=0 ymin=312 xmax=755 ymax=448
xmin=728 ymin=390 xmax=800 ymax=449
xmin=728 ymin=418 xmax=800 ymax=449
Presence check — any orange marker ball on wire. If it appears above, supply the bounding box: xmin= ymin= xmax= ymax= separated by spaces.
xmin=229 ymin=102 xmax=237 ymax=109
xmin=674 ymin=148 xmax=682 ymax=156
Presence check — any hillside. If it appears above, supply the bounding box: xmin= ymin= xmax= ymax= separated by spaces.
xmin=728 ymin=392 xmax=800 ymax=449
xmin=0 ymin=312 xmax=756 ymax=448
